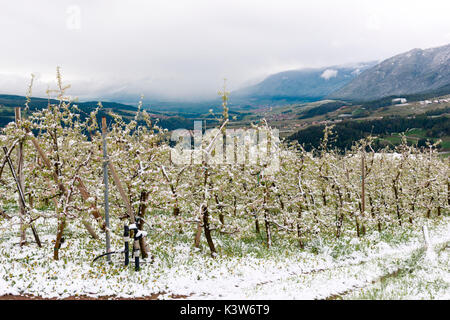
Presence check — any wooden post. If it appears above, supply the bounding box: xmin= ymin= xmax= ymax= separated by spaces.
xmin=361 ymin=151 xmax=366 ymax=235
xmin=2 ymin=146 xmax=41 ymax=247
xmin=26 ymin=128 xmax=105 ymax=230
xmin=75 ymin=178 xmax=105 ymax=230
xmin=447 ymin=157 xmax=449 ymax=206
xmin=107 ymin=153 xmax=150 ymax=258
xmin=361 ymin=151 xmax=365 ymax=215
xmin=15 ymin=107 xmax=26 ymax=245
xmin=422 ymin=225 xmax=436 ymax=261
xmin=107 ymin=162 xmax=135 ymax=222
xmin=26 ymin=130 xmax=67 ymax=194
xmin=101 ymin=117 xmax=111 ymax=262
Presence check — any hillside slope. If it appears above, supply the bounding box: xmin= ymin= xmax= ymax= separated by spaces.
xmin=0 ymin=94 xmax=194 ymax=130
xmin=233 ymin=63 xmax=376 ymax=105
xmin=330 ymin=43 xmax=450 ymax=101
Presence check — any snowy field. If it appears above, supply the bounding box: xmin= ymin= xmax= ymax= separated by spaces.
xmin=0 ymin=213 xmax=448 ymax=300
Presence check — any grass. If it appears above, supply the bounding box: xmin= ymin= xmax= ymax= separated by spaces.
xmin=347 ymin=242 xmax=449 ymax=300
xmin=405 ymin=128 xmax=427 ymax=137
xmin=0 ymin=207 xmax=449 ymax=299
xmin=376 ymin=131 xmax=450 ymax=152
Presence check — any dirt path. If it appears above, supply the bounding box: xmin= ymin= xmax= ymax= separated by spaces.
xmin=0 ymin=293 xmax=190 ymax=300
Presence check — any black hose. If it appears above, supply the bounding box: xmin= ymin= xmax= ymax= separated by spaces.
xmin=93 ymin=251 xmax=118 ymax=263
xmin=93 ymin=250 xmax=150 ymax=264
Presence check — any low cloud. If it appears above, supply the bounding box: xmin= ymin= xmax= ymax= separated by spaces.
xmin=1 ymin=0 xmax=450 ymax=101
xmin=320 ymin=69 xmax=338 ymax=80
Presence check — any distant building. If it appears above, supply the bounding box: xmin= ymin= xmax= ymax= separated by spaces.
xmin=392 ymin=98 xmax=407 ymax=104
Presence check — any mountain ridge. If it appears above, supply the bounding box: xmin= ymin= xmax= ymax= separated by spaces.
xmin=329 ymin=43 xmax=450 ymax=101
xmin=232 ymin=62 xmax=377 ymax=105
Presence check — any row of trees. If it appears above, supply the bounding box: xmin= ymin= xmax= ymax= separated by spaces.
xmin=0 ymin=73 xmax=449 ymax=260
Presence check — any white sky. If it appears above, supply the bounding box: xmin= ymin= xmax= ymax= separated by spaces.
xmin=1 ymin=0 xmax=450 ymax=102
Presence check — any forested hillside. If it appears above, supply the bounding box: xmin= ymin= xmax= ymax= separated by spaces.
xmin=289 ymin=115 xmax=450 ymax=151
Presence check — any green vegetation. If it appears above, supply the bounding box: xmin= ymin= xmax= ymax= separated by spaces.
xmin=297 ymin=101 xmax=348 ymax=119
xmin=289 ymin=115 xmax=450 ymax=152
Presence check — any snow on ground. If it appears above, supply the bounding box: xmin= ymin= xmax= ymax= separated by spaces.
xmin=0 ymin=214 xmax=449 ymax=299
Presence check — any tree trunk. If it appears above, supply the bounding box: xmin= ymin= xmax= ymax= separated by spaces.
xmin=215 ymin=194 xmax=225 ymax=225
xmin=54 ymin=216 xmax=66 ymax=260
xmin=360 ymin=153 xmax=366 ymax=235
xmin=253 ymin=211 xmax=261 ymax=236
xmin=264 ymin=212 xmax=272 ymax=248
xmin=263 ymin=185 xmax=272 ymax=248
xmin=202 ymin=204 xmax=216 ymax=257
xmin=138 ymin=191 xmax=149 ymax=259
xmin=392 ymin=182 xmax=402 ymax=226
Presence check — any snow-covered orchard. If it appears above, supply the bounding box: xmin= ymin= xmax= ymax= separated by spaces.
xmin=0 ymin=73 xmax=448 ymax=299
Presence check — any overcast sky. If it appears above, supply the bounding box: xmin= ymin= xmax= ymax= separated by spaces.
xmin=1 ymin=0 xmax=450 ymax=102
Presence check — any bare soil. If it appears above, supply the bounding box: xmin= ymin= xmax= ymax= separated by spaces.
xmin=0 ymin=293 xmax=189 ymax=300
